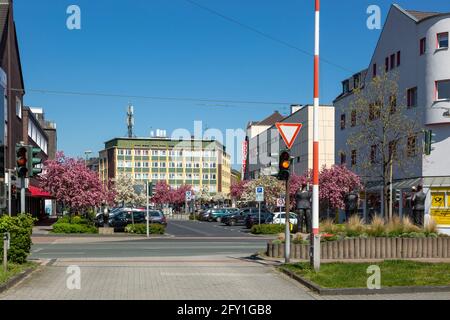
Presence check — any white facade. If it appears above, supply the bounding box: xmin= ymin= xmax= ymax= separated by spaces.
xmin=334 ymin=4 xmax=450 ymax=233
xmin=248 ymin=105 xmax=335 ymax=179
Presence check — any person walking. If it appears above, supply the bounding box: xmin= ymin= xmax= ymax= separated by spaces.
xmin=412 ymin=185 xmax=426 ymax=227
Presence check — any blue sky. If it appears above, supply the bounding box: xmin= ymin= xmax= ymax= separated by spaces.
xmin=13 ymin=0 xmax=450 ymax=163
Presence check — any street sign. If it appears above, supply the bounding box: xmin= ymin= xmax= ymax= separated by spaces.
xmin=185 ymin=191 xmax=192 ymax=202
xmin=256 ymin=187 xmax=264 ymax=202
xmin=277 ymin=198 xmax=285 ymax=208
xmin=275 ymin=123 xmax=303 ymax=150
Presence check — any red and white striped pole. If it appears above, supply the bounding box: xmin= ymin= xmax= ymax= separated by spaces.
xmin=311 ymin=0 xmax=321 ymax=271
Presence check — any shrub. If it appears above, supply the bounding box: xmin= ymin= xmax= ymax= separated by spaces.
xmin=125 ymin=223 xmax=166 ymax=235
xmin=386 ymin=216 xmax=404 ymax=237
xmin=424 ymin=217 xmax=438 ymax=236
xmin=251 ymin=224 xmax=285 ymax=235
xmin=344 ymin=215 xmax=365 ymax=237
xmin=366 ymin=216 xmax=386 ymax=237
xmin=321 ymin=219 xmax=338 ymax=235
xmin=52 ymin=223 xmax=98 ymax=234
xmin=292 ymin=233 xmax=308 ymax=244
xmin=402 ymin=217 xmax=421 ymax=233
xmin=0 ymin=214 xmax=35 ymax=264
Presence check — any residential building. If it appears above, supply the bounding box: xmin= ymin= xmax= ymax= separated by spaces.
xmin=98 ymin=137 xmax=231 ymax=196
xmin=245 ymin=105 xmax=335 ymax=179
xmin=334 ymin=4 xmax=450 ymax=233
xmin=86 ymin=157 xmax=100 ymax=173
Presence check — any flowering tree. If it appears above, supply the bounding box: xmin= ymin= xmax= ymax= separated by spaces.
xmin=230 ymin=180 xmax=248 ymax=201
xmin=40 ymin=152 xmax=106 ymax=214
xmin=151 ymin=181 xmax=173 ymax=205
xmin=102 ymin=180 xmax=117 ymax=207
xmin=319 ymin=165 xmax=362 ymax=209
xmin=242 ymin=176 xmax=283 ymax=207
xmin=114 ymin=174 xmax=146 ymax=207
xmin=171 ymin=185 xmax=194 ymax=205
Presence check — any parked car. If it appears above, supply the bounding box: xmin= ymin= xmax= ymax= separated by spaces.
xmin=245 ymin=210 xmax=274 ymax=229
xmin=269 ymin=212 xmax=298 ymax=225
xmin=107 ymin=208 xmax=167 ymax=231
xmin=208 ymin=208 xmax=240 ymax=223
xmin=222 ymin=207 xmax=260 ymax=226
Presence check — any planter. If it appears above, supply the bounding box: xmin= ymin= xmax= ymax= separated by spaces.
xmin=266 ymin=237 xmax=450 ymax=260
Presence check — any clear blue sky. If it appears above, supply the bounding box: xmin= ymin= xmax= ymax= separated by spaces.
xmin=13 ymin=0 xmax=450 ymax=163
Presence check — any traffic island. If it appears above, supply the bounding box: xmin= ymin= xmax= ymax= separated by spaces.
xmin=278 ymin=260 xmax=450 ymax=295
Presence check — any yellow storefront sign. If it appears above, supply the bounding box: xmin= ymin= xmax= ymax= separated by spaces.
xmin=431 ymin=209 xmax=450 ymax=225
xmin=432 ymin=193 xmax=445 ymax=208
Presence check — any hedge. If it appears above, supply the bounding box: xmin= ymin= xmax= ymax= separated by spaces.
xmin=125 ymin=223 xmax=166 ymax=235
xmin=0 ymin=214 xmax=35 ymax=264
xmin=52 ymin=223 xmax=98 ymax=234
xmin=251 ymin=224 xmax=298 ymax=235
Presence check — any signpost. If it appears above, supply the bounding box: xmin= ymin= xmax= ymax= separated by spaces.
xmin=277 ymin=196 xmax=285 ymax=225
xmin=276 ymin=122 xmax=302 ymax=263
xmin=256 ymin=187 xmax=264 ymax=225
xmin=185 ymin=191 xmax=192 ymax=218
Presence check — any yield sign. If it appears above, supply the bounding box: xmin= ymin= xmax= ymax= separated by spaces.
xmin=275 ymin=123 xmax=303 ymax=150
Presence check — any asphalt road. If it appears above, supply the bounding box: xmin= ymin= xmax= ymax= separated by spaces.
xmin=29 ymin=220 xmax=272 ymax=260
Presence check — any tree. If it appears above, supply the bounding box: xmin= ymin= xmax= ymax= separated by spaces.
xmin=230 ymin=180 xmax=248 ymax=201
xmin=242 ymin=176 xmax=283 ymax=207
xmin=151 ymin=181 xmax=173 ymax=205
xmin=40 ymin=152 xmax=106 ymax=214
xmin=172 ymin=185 xmax=194 ymax=205
xmin=345 ymin=72 xmax=421 ymax=221
xmin=320 ymin=165 xmax=362 ymax=210
xmin=113 ymin=173 xmax=146 ymax=207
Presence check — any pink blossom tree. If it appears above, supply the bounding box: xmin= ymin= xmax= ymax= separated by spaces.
xmin=319 ymin=165 xmax=362 ymax=209
xmin=171 ymin=185 xmax=194 ymax=205
xmin=40 ymin=152 xmax=108 ymax=214
xmin=151 ymin=181 xmax=173 ymax=205
xmin=230 ymin=180 xmax=248 ymax=201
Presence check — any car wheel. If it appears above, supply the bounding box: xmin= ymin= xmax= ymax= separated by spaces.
xmin=229 ymin=219 xmax=236 ymax=226
xmin=216 ymin=217 xmax=222 ymax=223
xmin=208 ymin=217 xmax=213 ymax=222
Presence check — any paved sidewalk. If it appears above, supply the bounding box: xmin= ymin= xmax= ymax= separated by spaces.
xmin=0 ymin=256 xmax=316 ymax=300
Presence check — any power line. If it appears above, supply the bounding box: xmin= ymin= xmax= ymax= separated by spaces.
xmin=12 ymin=88 xmax=293 ymax=107
xmin=184 ymin=0 xmax=355 ymax=74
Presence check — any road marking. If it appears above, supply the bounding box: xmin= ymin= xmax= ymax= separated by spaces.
xmin=160 ymin=272 xmax=267 ymax=277
xmin=40 ymin=252 xmax=86 ymax=255
xmin=32 ymin=248 xmax=43 ymax=253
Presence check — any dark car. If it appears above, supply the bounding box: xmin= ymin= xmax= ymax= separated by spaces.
xmin=222 ymin=207 xmax=260 ymax=226
xmin=245 ymin=210 xmax=274 ymax=229
xmin=107 ymin=208 xmax=147 ymax=231
xmin=207 ymin=208 xmax=240 ymax=223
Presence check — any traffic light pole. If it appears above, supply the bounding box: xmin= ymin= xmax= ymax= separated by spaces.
xmin=146 ymin=181 xmax=150 ymax=238
xmin=20 ymin=177 xmax=25 ymax=214
xmin=284 ymin=176 xmax=291 ymax=264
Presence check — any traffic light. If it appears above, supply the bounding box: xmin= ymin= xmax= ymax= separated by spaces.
xmin=28 ymin=146 xmax=42 ymax=177
xmin=148 ymin=182 xmax=154 ymax=197
xmin=278 ymin=150 xmax=291 ymax=181
xmin=424 ymin=130 xmax=436 ymax=156
xmin=16 ymin=144 xmax=28 ymax=178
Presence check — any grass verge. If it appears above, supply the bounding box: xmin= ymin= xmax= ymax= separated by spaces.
xmin=0 ymin=262 xmax=38 ymax=286
xmin=281 ymin=260 xmax=450 ymax=288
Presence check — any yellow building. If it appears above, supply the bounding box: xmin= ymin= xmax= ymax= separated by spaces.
xmin=99 ymin=137 xmax=231 ymax=196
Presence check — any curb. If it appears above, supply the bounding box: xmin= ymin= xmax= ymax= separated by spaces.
xmin=278 ymin=267 xmax=450 ymax=296
xmin=0 ymin=266 xmax=38 ymax=294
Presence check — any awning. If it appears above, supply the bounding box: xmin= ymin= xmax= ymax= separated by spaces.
xmin=364 ymin=177 xmax=450 ymax=192
xmin=28 ymin=186 xmax=54 ymax=199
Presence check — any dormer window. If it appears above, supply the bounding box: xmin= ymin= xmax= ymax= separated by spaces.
xmin=353 ymin=74 xmax=360 ymax=89
xmin=342 ymin=80 xmax=350 ymax=93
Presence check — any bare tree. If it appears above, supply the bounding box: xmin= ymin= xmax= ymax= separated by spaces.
xmin=345 ymin=72 xmax=422 ymax=221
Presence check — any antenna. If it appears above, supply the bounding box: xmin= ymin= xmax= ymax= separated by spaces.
xmin=127 ymin=103 xmax=134 ymax=138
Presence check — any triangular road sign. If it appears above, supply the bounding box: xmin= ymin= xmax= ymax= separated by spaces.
xmin=275 ymin=123 xmax=303 ymax=150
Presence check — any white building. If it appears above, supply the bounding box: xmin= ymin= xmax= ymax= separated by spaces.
xmin=334 ymin=4 xmax=450 ymax=233
xmin=246 ymin=105 xmax=335 ymax=179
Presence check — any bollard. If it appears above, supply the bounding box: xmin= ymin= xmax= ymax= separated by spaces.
xmin=3 ymin=232 xmax=10 ymax=272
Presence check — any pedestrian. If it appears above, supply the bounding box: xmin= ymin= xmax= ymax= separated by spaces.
xmin=295 ymin=184 xmax=312 ymax=233
xmin=412 ymin=185 xmax=426 ymax=227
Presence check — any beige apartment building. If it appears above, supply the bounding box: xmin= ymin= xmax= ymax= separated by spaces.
xmin=99 ymin=137 xmax=231 ymax=196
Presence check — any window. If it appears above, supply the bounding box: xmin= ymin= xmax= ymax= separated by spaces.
xmin=370 ymin=145 xmax=377 ymax=164
xmin=340 ymin=152 xmax=347 ymax=165
xmin=397 ymin=51 xmax=401 ymax=67
xmin=407 ymin=87 xmax=418 ymax=108
xmin=353 ymin=74 xmax=360 ymax=89
xmin=135 ymin=150 xmax=142 ymax=156
xmin=389 ymin=95 xmax=397 ymax=114
xmin=351 ymin=110 xmax=357 ymax=127
xmin=211 ymin=174 xmax=217 ymax=180
xmin=373 ymin=64 xmax=377 ymax=78
xmin=143 ymin=162 xmax=149 ymax=168
xmin=160 ymin=162 xmax=166 ymax=168
xmin=152 ymin=173 xmax=158 ymax=180
xmin=390 ymin=54 xmax=395 ymax=70
xmin=203 ymin=174 xmax=209 ymax=180
xmin=437 ymin=32 xmax=449 ymax=49
xmin=186 ymin=162 xmax=192 ymax=168
xmin=152 ymin=150 xmax=158 ymax=156
xmin=342 ymin=80 xmax=350 ymax=93
xmin=15 ymin=97 xmax=22 ymax=118
xmin=169 ymin=162 xmax=175 ymax=168
xmin=340 ymin=114 xmax=346 ymax=130
xmin=407 ymin=136 xmax=417 ymax=157
xmin=135 ymin=161 xmax=142 ymax=168
xmin=436 ymin=80 xmax=450 ymax=100
xmin=420 ymin=38 xmax=426 ymax=55
xmin=152 ymin=162 xmax=159 ymax=168
xmin=351 ymin=150 xmax=357 ymax=166
xmin=385 ymin=57 xmax=389 ymax=72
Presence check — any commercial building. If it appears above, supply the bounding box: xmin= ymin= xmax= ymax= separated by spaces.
xmin=98 ymin=137 xmax=232 ymax=196
xmin=244 ymin=105 xmax=335 ymax=179
xmin=334 ymin=4 xmax=450 ymax=233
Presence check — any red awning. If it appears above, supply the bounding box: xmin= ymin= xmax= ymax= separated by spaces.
xmin=28 ymin=186 xmax=54 ymax=199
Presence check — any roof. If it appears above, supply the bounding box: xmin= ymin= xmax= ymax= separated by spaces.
xmin=405 ymin=10 xmax=442 ymax=22
xmin=0 ymin=1 xmax=9 ymax=38
xmin=248 ymin=111 xmax=284 ymax=128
